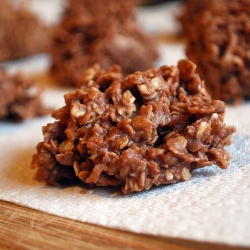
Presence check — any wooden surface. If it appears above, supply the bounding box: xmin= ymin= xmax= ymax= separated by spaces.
xmin=0 ymin=201 xmax=248 ymax=250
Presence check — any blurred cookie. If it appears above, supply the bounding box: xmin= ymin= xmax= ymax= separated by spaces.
xmin=179 ymin=0 xmax=250 ymax=103
xmin=0 ymin=0 xmax=50 ymax=62
xmin=50 ymin=0 xmax=159 ymax=86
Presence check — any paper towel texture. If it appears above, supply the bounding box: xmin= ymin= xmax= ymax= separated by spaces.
xmin=0 ymin=1 xmax=250 ymax=247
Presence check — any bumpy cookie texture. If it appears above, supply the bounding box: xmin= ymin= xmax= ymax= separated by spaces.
xmin=179 ymin=0 xmax=250 ymax=104
xmin=0 ymin=0 xmax=50 ymax=62
xmin=31 ymin=60 xmax=236 ymax=194
xmin=50 ymin=0 xmax=159 ymax=87
xmin=0 ymin=70 xmax=50 ymax=121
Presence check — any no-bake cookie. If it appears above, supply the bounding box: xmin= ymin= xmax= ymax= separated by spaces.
xmin=179 ymin=0 xmax=250 ymax=103
xmin=0 ymin=70 xmax=50 ymax=121
xmin=50 ymin=0 xmax=159 ymax=87
xmin=31 ymin=60 xmax=236 ymax=194
xmin=0 ymin=0 xmax=50 ymax=62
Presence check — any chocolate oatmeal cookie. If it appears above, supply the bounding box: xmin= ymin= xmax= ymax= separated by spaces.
xmin=179 ymin=0 xmax=250 ymax=103
xmin=31 ymin=60 xmax=236 ymax=194
xmin=0 ymin=70 xmax=50 ymax=121
xmin=50 ymin=0 xmax=159 ymax=87
xmin=0 ymin=0 xmax=50 ymax=62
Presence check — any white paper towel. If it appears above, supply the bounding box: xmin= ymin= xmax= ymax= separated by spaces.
xmin=0 ymin=1 xmax=250 ymax=247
